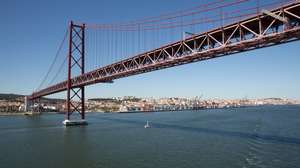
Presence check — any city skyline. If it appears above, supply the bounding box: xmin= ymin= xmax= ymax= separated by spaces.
xmin=1 ymin=0 xmax=299 ymax=99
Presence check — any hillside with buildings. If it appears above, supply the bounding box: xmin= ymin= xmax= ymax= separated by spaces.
xmin=0 ymin=94 xmax=65 ymax=114
xmin=1 ymin=93 xmax=300 ymax=114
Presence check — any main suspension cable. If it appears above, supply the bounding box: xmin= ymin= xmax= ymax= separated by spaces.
xmin=36 ymin=27 xmax=69 ymax=91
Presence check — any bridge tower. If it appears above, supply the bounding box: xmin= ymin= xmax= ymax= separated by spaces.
xmin=63 ymin=21 xmax=87 ymax=126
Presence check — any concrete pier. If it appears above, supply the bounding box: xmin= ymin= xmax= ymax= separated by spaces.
xmin=63 ymin=119 xmax=88 ymax=126
xmin=24 ymin=96 xmax=30 ymax=112
xmin=24 ymin=96 xmax=41 ymax=115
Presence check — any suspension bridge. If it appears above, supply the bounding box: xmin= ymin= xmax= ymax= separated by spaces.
xmin=26 ymin=0 xmax=300 ymax=125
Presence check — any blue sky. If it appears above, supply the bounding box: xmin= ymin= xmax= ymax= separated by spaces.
xmin=0 ymin=0 xmax=299 ymax=99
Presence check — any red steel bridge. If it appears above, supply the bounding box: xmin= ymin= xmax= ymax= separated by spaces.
xmin=28 ymin=0 xmax=300 ymax=122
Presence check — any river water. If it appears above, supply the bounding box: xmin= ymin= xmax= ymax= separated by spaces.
xmin=0 ymin=105 xmax=300 ymax=168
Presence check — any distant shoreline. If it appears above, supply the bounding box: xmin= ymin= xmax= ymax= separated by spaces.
xmin=0 ymin=112 xmax=25 ymax=116
xmin=1 ymin=104 xmax=299 ymax=116
xmin=116 ymin=105 xmax=249 ymax=114
xmin=103 ymin=104 xmax=300 ymax=114
xmin=117 ymin=108 xmax=206 ymax=114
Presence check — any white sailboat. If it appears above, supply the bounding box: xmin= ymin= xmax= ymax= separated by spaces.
xmin=144 ymin=121 xmax=150 ymax=128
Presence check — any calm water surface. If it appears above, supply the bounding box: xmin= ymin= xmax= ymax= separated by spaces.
xmin=0 ymin=105 xmax=300 ymax=168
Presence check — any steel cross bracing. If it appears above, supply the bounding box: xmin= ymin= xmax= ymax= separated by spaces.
xmin=66 ymin=22 xmax=85 ymax=120
xmin=30 ymin=1 xmax=300 ymax=99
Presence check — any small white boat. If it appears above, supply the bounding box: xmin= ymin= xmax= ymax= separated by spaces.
xmin=144 ymin=121 xmax=150 ymax=128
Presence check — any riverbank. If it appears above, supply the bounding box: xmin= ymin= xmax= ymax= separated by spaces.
xmin=0 ymin=112 xmax=25 ymax=116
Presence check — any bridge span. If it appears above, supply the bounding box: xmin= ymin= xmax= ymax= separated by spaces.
xmin=29 ymin=1 xmax=300 ymax=124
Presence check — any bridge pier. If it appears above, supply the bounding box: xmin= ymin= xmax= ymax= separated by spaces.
xmin=24 ymin=96 xmax=30 ymax=112
xmin=63 ymin=21 xmax=87 ymax=126
xmin=24 ymin=96 xmax=41 ymax=115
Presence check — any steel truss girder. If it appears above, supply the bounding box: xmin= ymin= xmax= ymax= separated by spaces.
xmin=31 ymin=1 xmax=300 ymax=99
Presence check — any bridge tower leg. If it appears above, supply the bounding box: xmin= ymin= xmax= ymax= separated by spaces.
xmin=63 ymin=21 xmax=87 ymax=126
